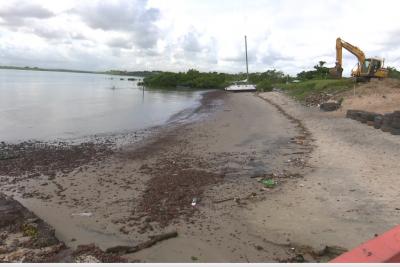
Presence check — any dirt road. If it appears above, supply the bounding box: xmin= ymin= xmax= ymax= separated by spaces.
xmin=256 ymin=91 xmax=400 ymax=251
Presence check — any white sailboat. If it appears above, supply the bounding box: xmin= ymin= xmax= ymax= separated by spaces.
xmin=225 ymin=35 xmax=256 ymax=92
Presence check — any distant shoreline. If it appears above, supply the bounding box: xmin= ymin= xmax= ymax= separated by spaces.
xmin=0 ymin=65 xmax=157 ymax=77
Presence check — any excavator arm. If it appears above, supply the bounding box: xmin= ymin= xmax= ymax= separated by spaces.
xmin=336 ymin=38 xmax=365 ymax=68
xmin=330 ymin=37 xmax=365 ymax=78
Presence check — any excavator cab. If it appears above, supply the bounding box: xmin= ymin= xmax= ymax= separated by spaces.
xmin=354 ymin=58 xmax=388 ymax=81
xmin=360 ymin=58 xmax=381 ymax=75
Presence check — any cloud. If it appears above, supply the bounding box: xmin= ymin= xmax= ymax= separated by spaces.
xmin=182 ymin=31 xmax=202 ymax=53
xmin=261 ymin=53 xmax=293 ymax=64
xmin=0 ymin=1 xmax=54 ymax=26
xmin=107 ymin=37 xmax=134 ymax=49
xmin=0 ymin=0 xmax=399 ymax=73
xmin=219 ymin=47 xmax=256 ymax=64
xmin=29 ymin=26 xmax=86 ymax=42
xmin=73 ymin=0 xmax=161 ymax=49
xmin=379 ymin=29 xmax=400 ymax=51
xmin=172 ymin=30 xmax=218 ymax=69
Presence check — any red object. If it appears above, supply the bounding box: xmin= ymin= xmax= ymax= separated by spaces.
xmin=331 ymin=225 xmax=400 ymax=263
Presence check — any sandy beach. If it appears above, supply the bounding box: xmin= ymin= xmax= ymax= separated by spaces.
xmin=2 ymin=90 xmax=400 ymax=262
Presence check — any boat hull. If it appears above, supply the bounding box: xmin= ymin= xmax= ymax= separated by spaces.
xmin=225 ymin=84 xmax=256 ymax=92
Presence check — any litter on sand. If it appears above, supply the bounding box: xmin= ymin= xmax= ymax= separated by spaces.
xmin=261 ymin=179 xmax=276 ymax=188
xmin=71 ymin=212 xmax=93 ymax=217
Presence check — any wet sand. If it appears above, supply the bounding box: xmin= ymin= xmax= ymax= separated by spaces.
xmin=1 ymin=90 xmax=345 ymax=262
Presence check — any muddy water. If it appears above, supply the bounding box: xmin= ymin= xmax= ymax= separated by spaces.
xmin=0 ymin=69 xmax=204 ymax=142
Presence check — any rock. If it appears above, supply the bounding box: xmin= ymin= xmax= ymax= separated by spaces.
xmin=381 ymin=114 xmax=393 ymax=132
xmin=374 ymin=115 xmax=383 ymax=129
xmin=391 ymin=117 xmax=400 ymax=129
xmin=354 ymin=111 xmax=364 ymax=122
xmin=75 ymin=255 xmax=101 ymax=263
xmin=359 ymin=111 xmax=378 ymax=123
xmin=255 ymin=245 xmax=264 ymax=251
xmin=320 ymin=102 xmax=340 ymax=112
xmin=73 ymin=244 xmax=127 ymax=262
xmin=390 ymin=128 xmax=400 ymax=135
xmin=381 ymin=125 xmax=393 ymax=132
xmin=0 ymin=194 xmax=26 ymax=228
xmin=346 ymin=109 xmax=359 ymax=119
xmin=361 ymin=112 xmax=380 ymax=123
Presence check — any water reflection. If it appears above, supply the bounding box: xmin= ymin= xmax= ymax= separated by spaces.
xmin=0 ymin=69 xmax=202 ymax=142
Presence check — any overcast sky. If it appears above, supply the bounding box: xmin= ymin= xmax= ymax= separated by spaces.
xmin=0 ymin=0 xmax=399 ymax=75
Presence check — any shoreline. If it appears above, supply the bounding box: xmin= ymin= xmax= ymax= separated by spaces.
xmin=2 ymin=90 xmax=310 ymax=262
xmin=0 ymin=90 xmax=232 ymax=261
xmin=4 ymin=89 xmax=398 ymax=262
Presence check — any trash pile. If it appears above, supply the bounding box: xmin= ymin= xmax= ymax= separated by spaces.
xmin=319 ymin=101 xmax=341 ymax=112
xmin=136 ymin=158 xmax=223 ymax=227
xmin=346 ymin=110 xmax=400 ymax=135
xmin=304 ymin=93 xmax=332 ymax=107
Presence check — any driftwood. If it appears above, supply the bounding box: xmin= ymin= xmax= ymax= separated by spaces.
xmin=213 ymin=192 xmax=257 ymax=204
xmin=129 ymin=213 xmax=147 ymax=221
xmin=213 ymin=197 xmax=235 ymax=204
xmin=105 ymin=231 xmax=178 ymax=255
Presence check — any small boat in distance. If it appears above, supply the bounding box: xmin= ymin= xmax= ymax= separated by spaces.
xmin=225 ymin=79 xmax=256 ymax=92
xmin=225 ymin=35 xmax=256 ymax=92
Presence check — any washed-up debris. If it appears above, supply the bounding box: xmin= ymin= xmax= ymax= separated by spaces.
xmin=0 ymin=193 xmax=65 ymax=262
xmin=320 ymin=101 xmax=341 ymax=112
xmin=261 ymin=179 xmax=276 ymax=188
xmin=137 ymin=157 xmax=223 ymax=226
xmin=277 ymin=244 xmax=347 ymax=263
xmin=191 ymin=197 xmax=198 ymax=207
xmin=71 ymin=212 xmax=93 ymax=217
xmin=304 ymin=93 xmax=332 ymax=107
xmin=252 ymin=172 xmax=302 ymax=181
xmin=213 ymin=197 xmax=235 ymax=204
xmin=105 ymin=231 xmax=178 ymax=255
xmin=213 ymin=192 xmax=257 ymax=204
xmin=0 ymin=141 xmax=113 ymax=178
xmin=73 ymin=244 xmax=127 ymax=263
xmin=0 ymin=193 xmax=132 ymax=262
xmin=287 ymin=157 xmax=306 ymax=167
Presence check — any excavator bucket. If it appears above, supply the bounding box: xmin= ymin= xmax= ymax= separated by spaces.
xmin=329 ymin=63 xmax=343 ymax=78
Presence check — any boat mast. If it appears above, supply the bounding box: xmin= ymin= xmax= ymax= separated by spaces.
xmin=245 ymin=35 xmax=249 ymax=81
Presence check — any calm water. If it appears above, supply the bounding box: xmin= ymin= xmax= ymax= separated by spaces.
xmin=0 ymin=69 xmax=204 ymax=142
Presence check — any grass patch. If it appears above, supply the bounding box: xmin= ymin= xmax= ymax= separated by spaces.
xmin=275 ymin=79 xmax=354 ymax=101
xmin=22 ymin=223 xmax=38 ymax=238
xmin=388 ymin=67 xmax=400 ymax=79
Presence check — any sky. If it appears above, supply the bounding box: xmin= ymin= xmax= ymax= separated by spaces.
xmin=0 ymin=0 xmax=399 ymax=75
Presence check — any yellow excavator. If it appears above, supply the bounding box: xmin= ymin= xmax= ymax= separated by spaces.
xmin=329 ymin=37 xmax=388 ymax=81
